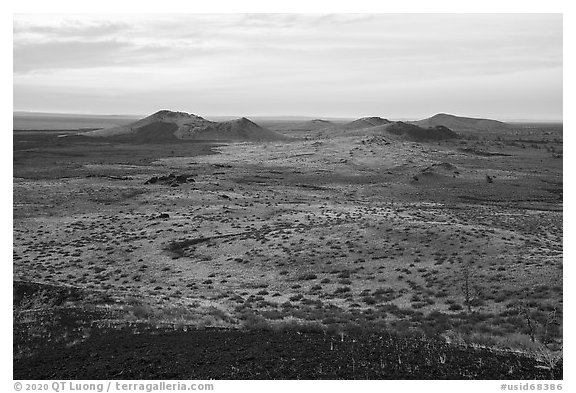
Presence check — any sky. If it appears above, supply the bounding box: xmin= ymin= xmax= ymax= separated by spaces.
xmin=13 ymin=13 xmax=563 ymax=121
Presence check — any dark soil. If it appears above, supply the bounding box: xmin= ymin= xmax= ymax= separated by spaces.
xmin=13 ymin=130 xmax=218 ymax=179
xmin=13 ymin=326 xmax=561 ymax=380
xmin=14 ymin=281 xmax=561 ymax=380
xmin=13 ymin=123 xmax=563 ymax=381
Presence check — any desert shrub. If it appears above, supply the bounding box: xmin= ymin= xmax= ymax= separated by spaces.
xmin=340 ymin=321 xmax=363 ymax=335
xmin=374 ymin=287 xmax=395 ymax=296
xmin=157 ymin=305 xmax=198 ymax=321
xmin=274 ymin=319 xmax=325 ymax=333
xmin=470 ymin=298 xmax=485 ymax=307
xmin=298 ymin=273 xmax=317 ymax=280
xmin=260 ymin=310 xmax=285 ymax=320
xmin=206 ymin=306 xmax=235 ymax=323
xmin=373 ymin=287 xmax=397 ymax=302
xmin=334 ymin=286 xmax=351 ymax=294
xmin=241 ymin=312 xmax=272 ymax=330
xmin=131 ymin=304 xmax=154 ymax=319
xmin=301 ymin=298 xmax=321 ymax=307
xmin=378 ymin=303 xmax=403 ymax=316
xmin=322 ymin=316 xmax=340 ymax=325
xmin=390 ymin=319 xmax=411 ymax=331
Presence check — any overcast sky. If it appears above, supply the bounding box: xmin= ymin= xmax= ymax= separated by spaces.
xmin=13 ymin=13 xmax=562 ymax=120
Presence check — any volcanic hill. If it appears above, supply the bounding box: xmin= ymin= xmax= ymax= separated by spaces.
xmin=343 ymin=117 xmax=392 ymax=130
xmin=317 ymin=116 xmax=391 ymax=137
xmin=320 ymin=116 xmax=458 ymax=141
xmin=298 ymin=119 xmax=335 ymax=130
xmin=411 ymin=113 xmax=513 ymax=132
xmin=385 ymin=122 xmax=459 ymax=141
xmin=82 ymin=110 xmax=289 ymax=142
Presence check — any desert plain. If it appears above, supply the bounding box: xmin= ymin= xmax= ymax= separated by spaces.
xmin=13 ymin=112 xmax=563 ymax=379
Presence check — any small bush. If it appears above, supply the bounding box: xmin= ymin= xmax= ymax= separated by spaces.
xmin=241 ymin=312 xmax=271 ymax=330
xmin=334 ymin=286 xmax=351 ymax=294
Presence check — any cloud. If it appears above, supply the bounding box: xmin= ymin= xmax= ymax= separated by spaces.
xmin=12 ymin=14 xmax=562 ymax=119
xmin=13 ymin=38 xmax=225 ymax=74
xmin=14 ymin=14 xmax=562 ymax=76
xmin=14 ymin=40 xmax=129 ymax=73
xmin=14 ymin=19 xmax=131 ymax=41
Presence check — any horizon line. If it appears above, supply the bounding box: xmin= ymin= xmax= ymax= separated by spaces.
xmin=12 ymin=110 xmax=564 ymax=123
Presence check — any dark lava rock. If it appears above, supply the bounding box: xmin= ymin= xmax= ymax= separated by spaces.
xmin=175 ymin=174 xmax=191 ymax=183
xmin=13 ymin=327 xmax=562 ymax=380
xmin=149 ymin=213 xmax=170 ymax=220
xmin=387 ymin=122 xmax=459 ymax=141
xmin=145 ymin=174 xmax=194 ymax=186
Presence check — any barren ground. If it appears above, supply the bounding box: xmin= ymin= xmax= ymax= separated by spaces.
xmin=13 ymin=124 xmax=563 ymax=379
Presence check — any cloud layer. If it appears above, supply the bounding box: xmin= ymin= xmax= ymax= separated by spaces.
xmin=13 ymin=14 xmax=562 ymax=120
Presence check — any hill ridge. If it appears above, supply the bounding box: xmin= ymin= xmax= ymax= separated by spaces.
xmin=412 ymin=113 xmax=512 ymax=131
xmin=82 ymin=110 xmax=288 ymax=142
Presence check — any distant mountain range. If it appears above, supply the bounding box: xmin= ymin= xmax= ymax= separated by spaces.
xmin=81 ymin=110 xmax=289 ymax=142
xmin=84 ymin=111 xmax=456 ymax=142
xmin=262 ymin=118 xmax=338 ymax=132
xmin=15 ymin=111 xmax=526 ymax=141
